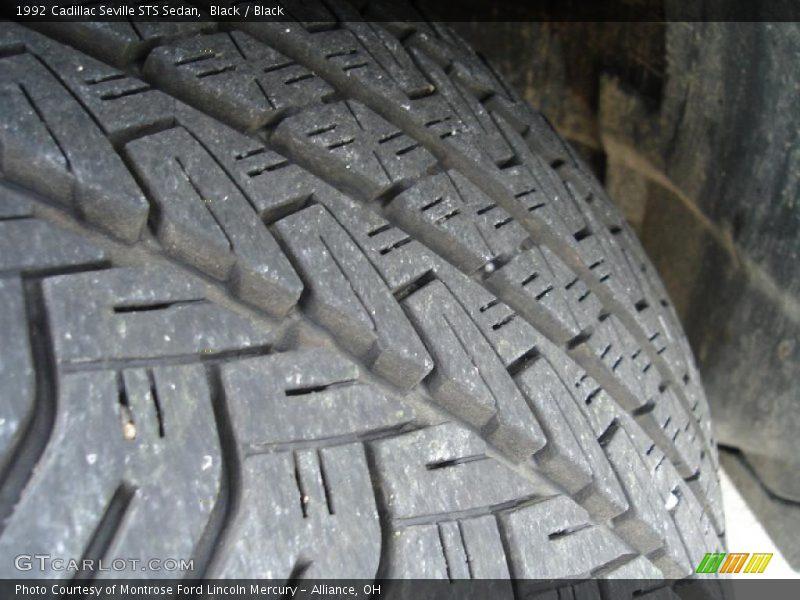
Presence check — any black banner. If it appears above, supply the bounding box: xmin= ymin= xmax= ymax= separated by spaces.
xmin=3 ymin=579 xmax=800 ymax=600
xmin=5 ymin=0 xmax=800 ymax=22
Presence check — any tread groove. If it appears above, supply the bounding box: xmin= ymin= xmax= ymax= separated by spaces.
xmin=0 ymin=278 xmax=60 ymax=536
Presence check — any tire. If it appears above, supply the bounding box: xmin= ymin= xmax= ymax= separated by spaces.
xmin=0 ymin=9 xmax=723 ymax=585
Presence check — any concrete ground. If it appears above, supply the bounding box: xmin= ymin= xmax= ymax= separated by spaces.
xmin=720 ymin=456 xmax=800 ymax=578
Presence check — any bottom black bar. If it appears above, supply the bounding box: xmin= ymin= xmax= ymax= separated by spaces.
xmin=0 ymin=579 xmax=797 ymax=600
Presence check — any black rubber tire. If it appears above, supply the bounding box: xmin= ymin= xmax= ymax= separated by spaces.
xmin=0 ymin=8 xmax=723 ymax=585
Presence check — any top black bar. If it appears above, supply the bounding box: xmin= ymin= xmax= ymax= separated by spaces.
xmin=5 ymin=0 xmax=800 ymax=22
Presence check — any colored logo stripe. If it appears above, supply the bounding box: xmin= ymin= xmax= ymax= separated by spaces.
xmin=696 ymin=552 xmax=773 ymax=574
xmin=720 ymin=553 xmax=749 ymax=573
xmin=696 ymin=552 xmax=725 ymax=573
xmin=744 ymin=553 xmax=773 ymax=573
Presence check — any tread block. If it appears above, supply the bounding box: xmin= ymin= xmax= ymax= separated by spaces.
xmin=553 ymin=160 xmax=717 ymax=475
xmin=515 ymin=357 xmax=629 ymax=521
xmin=101 ymin=365 xmax=223 ymax=576
xmin=649 ymin=388 xmax=702 ymax=477
xmin=514 ymin=360 xmax=594 ymax=493
xmin=458 ymin=515 xmax=514 ymax=579
xmin=593 ymin=315 xmax=659 ymax=404
xmin=172 ymin=103 xmax=320 ymax=225
xmin=32 ymin=21 xmax=214 ymax=67
xmin=15 ymin=25 xmax=175 ymax=144
xmin=370 ymin=423 xmax=539 ymax=520
xmin=0 ymin=59 xmax=72 ymax=205
xmin=538 ymin=245 xmax=606 ymax=332
xmin=221 ymin=349 xmax=415 ymax=449
xmin=331 ymin=13 xmax=436 ymax=98
xmin=43 ymin=266 xmax=275 ymax=364
xmin=0 ymin=370 xmax=123 ymax=578
xmin=437 ymin=520 xmax=472 ymax=579
xmin=145 ymin=31 xmax=333 ymax=130
xmin=498 ymin=159 xmax=584 ymax=242
xmin=244 ymin=18 xmax=432 ymax=99
xmin=269 ymin=13 xmax=506 ymax=172
xmin=637 ymin=436 xmax=720 ymax=577
xmin=405 ymin=45 xmax=515 ymax=168
xmin=275 ymin=204 xmax=432 ymax=390
xmin=598 ymin=556 xmax=663 ymax=580
xmin=0 ymin=365 xmax=222 ymax=578
xmin=605 ymin=426 xmax=690 ymax=572
xmin=687 ymin=452 xmax=725 ymax=535
xmin=0 ymin=52 xmax=148 ymax=241
xmin=123 ymin=126 xmax=303 ymax=315
xmin=386 ymin=515 xmax=513 ymax=583
xmin=386 ymin=171 xmax=528 ymax=274
xmin=289 ymin=178 xmax=436 ymax=293
xmin=386 ymin=172 xmax=494 ymax=273
xmin=384 ymin=524 xmax=451 ymax=578
xmin=498 ymin=495 xmax=633 ymax=579
xmin=665 ymin=476 xmax=724 ymax=572
xmin=399 ymin=25 xmax=572 ymax=163
xmin=436 ymin=267 xmax=543 ymax=369
xmin=402 ymin=280 xmax=545 ymax=459
xmin=0 ymin=218 xmax=108 ymax=274
xmin=447 ymin=170 xmax=531 ymax=258
xmin=0 ymin=278 xmax=34 ymax=471
xmin=272 ymin=100 xmax=436 ymax=199
xmin=485 ymin=247 xmax=582 ymax=343
xmin=212 ymin=442 xmax=380 ymax=578
xmin=151 ymin=120 xmax=436 ymax=296
xmin=407 ymin=27 xmax=503 ymax=96
xmin=0 ymin=186 xmax=33 ymax=219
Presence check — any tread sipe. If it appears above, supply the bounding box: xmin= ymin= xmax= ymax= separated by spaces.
xmin=0 ymin=5 xmax=723 ymax=588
